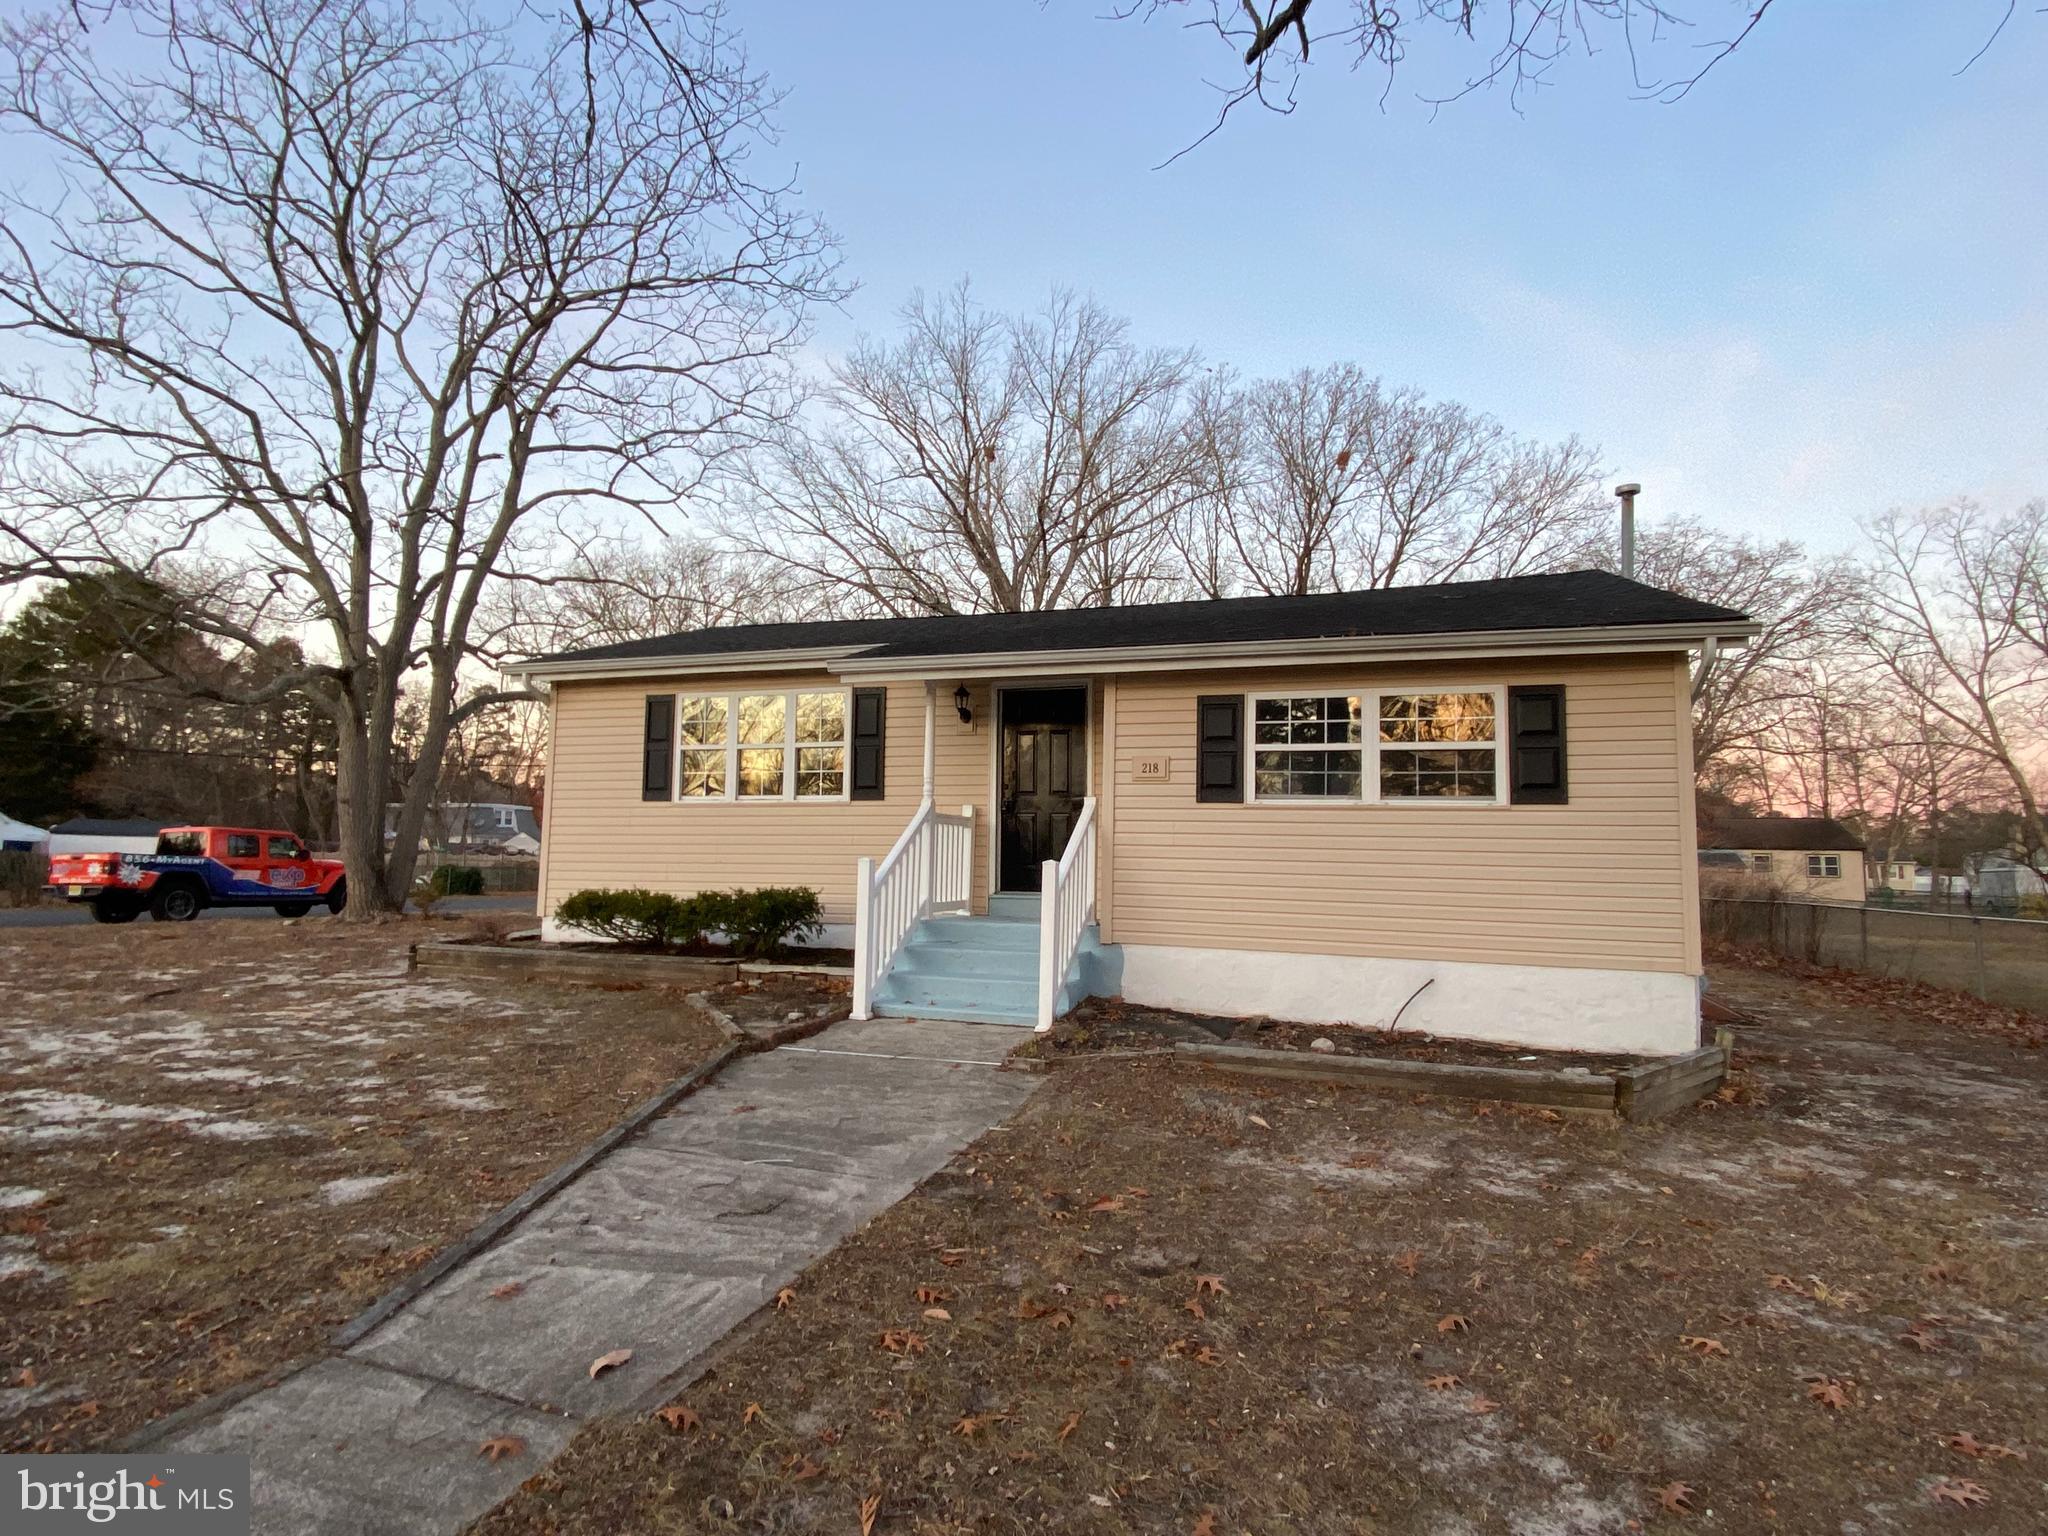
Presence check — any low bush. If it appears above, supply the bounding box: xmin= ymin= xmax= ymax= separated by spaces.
xmin=429 ymin=864 xmax=486 ymax=897
xmin=552 ymin=884 xmax=823 ymax=957
xmin=0 ymin=850 xmax=48 ymax=909
xmin=720 ymin=885 xmax=824 ymax=960
xmin=555 ymin=888 xmax=710 ymax=948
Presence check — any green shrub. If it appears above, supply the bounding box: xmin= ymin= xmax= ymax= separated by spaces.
xmin=553 ymin=884 xmax=822 ymax=956
xmin=0 ymin=850 xmax=48 ymax=909
xmin=720 ymin=885 xmax=824 ymax=960
xmin=429 ymin=864 xmax=486 ymax=897
xmin=555 ymin=888 xmax=706 ymax=948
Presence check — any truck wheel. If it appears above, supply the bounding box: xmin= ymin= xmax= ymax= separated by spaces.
xmin=150 ymin=882 xmax=205 ymax=923
xmin=324 ymin=878 xmax=347 ymax=915
xmin=90 ymin=896 xmax=140 ymax=924
xmin=273 ymin=902 xmax=314 ymax=918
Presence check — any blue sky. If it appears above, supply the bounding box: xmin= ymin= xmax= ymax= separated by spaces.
xmin=743 ymin=2 xmax=2047 ymax=555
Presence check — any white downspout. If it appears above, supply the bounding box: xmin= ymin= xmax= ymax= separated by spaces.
xmin=1691 ymin=635 xmax=1720 ymax=702
xmin=922 ymin=681 xmax=936 ymax=801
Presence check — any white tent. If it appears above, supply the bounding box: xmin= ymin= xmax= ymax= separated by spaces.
xmin=0 ymin=811 xmax=49 ymax=853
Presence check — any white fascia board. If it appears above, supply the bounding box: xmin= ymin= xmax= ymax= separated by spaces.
xmin=830 ymin=622 xmax=1759 ymax=683
xmin=502 ymin=645 xmax=869 ymax=682
xmin=505 ymin=621 xmax=1758 ymax=685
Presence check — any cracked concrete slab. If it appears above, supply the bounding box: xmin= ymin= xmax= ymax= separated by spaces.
xmin=158 ymin=1016 xmax=1037 ymax=1535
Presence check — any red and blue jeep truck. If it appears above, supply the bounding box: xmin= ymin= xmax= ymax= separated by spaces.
xmin=46 ymin=826 xmax=347 ymax=924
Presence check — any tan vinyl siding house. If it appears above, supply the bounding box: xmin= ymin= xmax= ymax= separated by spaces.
xmin=516 ymin=572 xmax=1755 ymax=1057
xmin=1699 ymin=817 xmax=1867 ymax=906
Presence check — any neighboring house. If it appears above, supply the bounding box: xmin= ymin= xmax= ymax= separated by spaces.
xmin=0 ymin=811 xmax=49 ymax=853
xmin=45 ymin=817 xmax=165 ymax=856
xmin=385 ymin=801 xmax=542 ymax=854
xmin=1700 ymin=816 xmax=1866 ymax=904
xmin=1866 ymin=849 xmax=1932 ymax=893
xmin=508 ymin=570 xmax=1757 ymax=1057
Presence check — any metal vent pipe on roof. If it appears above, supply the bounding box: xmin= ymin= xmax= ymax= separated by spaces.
xmin=1614 ymin=482 xmax=1641 ymax=580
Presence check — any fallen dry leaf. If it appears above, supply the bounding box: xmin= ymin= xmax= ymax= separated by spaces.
xmin=877 ymin=1328 xmax=927 ymax=1355
xmin=1437 ymin=1314 xmax=1470 ymax=1335
xmin=922 ymin=1307 xmax=952 ymax=1322
xmin=1467 ymin=1395 xmax=1501 ymax=1415
xmin=1057 ymin=1409 xmax=1083 ymax=1443
xmin=859 ymin=1491 xmax=882 ymax=1536
xmin=1088 ymin=1195 xmax=1125 ymax=1213
xmin=1183 ymin=1298 xmax=1207 ymax=1321
xmin=1100 ymin=1292 xmax=1126 ymax=1312
xmin=742 ymin=1402 xmax=764 ymax=1424
xmin=787 ymin=1455 xmax=825 ymax=1481
xmin=1191 ymin=1513 xmax=1219 ymax=1536
xmin=487 ymin=1281 xmax=525 ymax=1301
xmin=1194 ymin=1274 xmax=1228 ymax=1296
xmin=1931 ymin=1478 xmax=1990 ymax=1508
xmin=587 ymin=1348 xmax=633 ymax=1380
xmin=1805 ymin=1376 xmax=1851 ymax=1410
xmin=914 ymin=1285 xmax=950 ymax=1304
xmin=1679 ymin=1335 xmax=1729 ymax=1358
xmin=1425 ymin=1373 xmax=1462 ymax=1391
xmin=1192 ymin=1344 xmax=1223 ymax=1366
xmin=477 ymin=1435 xmax=525 ymax=1463
xmin=654 ymin=1403 xmax=700 ymax=1433
xmin=1766 ymin=1273 xmax=1806 ymax=1295
xmin=1392 ymin=1250 xmax=1420 ymax=1277
xmin=1656 ymin=1480 xmax=1695 ymax=1515
xmin=775 ymin=1287 xmax=797 ymax=1311
xmin=1247 ymin=1114 xmax=1271 ymax=1129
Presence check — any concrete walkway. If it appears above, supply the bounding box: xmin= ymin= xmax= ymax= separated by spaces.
xmin=158 ymin=1017 xmax=1038 ymax=1536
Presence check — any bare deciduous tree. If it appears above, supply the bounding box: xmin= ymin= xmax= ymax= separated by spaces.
xmin=727 ymin=285 xmax=1204 ymax=615
xmin=0 ymin=0 xmax=835 ymax=912
xmin=1846 ymin=499 xmax=2048 ymax=863
xmin=1176 ymin=364 xmax=1608 ymax=598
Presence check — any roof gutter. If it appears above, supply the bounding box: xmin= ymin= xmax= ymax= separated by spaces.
xmin=504 ymin=621 xmax=1760 ymax=686
xmin=833 ymin=621 xmax=1760 ymax=683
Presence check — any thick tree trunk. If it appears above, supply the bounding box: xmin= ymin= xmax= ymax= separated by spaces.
xmin=334 ymin=712 xmax=402 ymax=917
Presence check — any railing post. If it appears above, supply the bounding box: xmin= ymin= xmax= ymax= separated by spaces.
xmin=852 ymin=855 xmax=875 ymax=1020
xmin=1036 ymin=858 xmax=1059 ymax=1033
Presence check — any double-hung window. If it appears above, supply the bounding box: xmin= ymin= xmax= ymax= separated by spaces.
xmin=673 ymin=689 xmax=848 ymax=802
xmin=1807 ymin=853 xmax=1841 ymax=879
xmin=1248 ymin=687 xmax=1505 ymax=804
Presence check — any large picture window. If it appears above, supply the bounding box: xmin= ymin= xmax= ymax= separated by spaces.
xmin=670 ymin=689 xmax=848 ymax=802
xmin=1248 ymin=686 xmax=1505 ymax=805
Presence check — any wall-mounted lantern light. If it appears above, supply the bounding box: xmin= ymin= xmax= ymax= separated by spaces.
xmin=953 ymin=684 xmax=973 ymax=725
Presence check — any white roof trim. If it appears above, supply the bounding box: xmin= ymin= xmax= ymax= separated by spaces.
xmin=507 ymin=621 xmax=1759 ymax=685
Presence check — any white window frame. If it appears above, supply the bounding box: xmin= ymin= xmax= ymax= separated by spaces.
xmin=1751 ymin=853 xmax=1774 ymax=873
xmin=1807 ymin=853 xmax=1841 ymax=879
xmin=667 ymin=687 xmax=852 ymax=804
xmin=1245 ymin=684 xmax=1509 ymax=807
xmin=494 ymin=806 xmax=517 ymax=830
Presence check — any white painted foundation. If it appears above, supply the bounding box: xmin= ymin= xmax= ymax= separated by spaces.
xmin=541 ymin=917 xmax=855 ymax=951
xmin=1117 ymin=944 xmax=1701 ymax=1057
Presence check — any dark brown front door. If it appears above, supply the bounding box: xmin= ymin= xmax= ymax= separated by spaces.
xmin=999 ymin=687 xmax=1087 ymax=892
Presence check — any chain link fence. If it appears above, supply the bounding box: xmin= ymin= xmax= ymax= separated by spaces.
xmin=1703 ymin=896 xmax=2048 ymax=1013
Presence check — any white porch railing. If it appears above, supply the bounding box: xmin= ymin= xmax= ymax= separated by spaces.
xmin=1036 ymin=796 xmax=1098 ymax=1032
xmin=852 ymin=800 xmax=976 ymax=1020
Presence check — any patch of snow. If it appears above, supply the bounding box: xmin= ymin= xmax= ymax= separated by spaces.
xmin=0 ymin=1235 xmax=56 ymax=1282
xmin=320 ymin=1175 xmax=398 ymax=1205
xmin=430 ymin=1086 xmax=501 ymax=1113
xmin=192 ymin=1118 xmax=280 ymax=1141
xmin=0 ymin=1187 xmax=46 ymax=1210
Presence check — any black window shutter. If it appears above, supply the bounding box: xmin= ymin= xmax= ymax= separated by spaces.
xmin=1507 ymin=685 xmax=1567 ymax=805
xmin=642 ymin=695 xmax=673 ymax=801
xmin=850 ymin=687 xmax=887 ymax=801
xmin=1195 ymin=694 xmax=1244 ymax=803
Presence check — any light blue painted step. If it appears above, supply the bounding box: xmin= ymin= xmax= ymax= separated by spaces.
xmin=871 ymin=908 xmax=1121 ymax=1030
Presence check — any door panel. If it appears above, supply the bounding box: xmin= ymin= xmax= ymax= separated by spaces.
xmin=999 ymin=689 xmax=1087 ymax=892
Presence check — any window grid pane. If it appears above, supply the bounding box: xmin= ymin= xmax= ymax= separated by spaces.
xmin=1378 ymin=691 xmax=1496 ymax=745
xmin=797 ymin=745 xmax=845 ymax=798
xmin=1251 ymin=695 xmax=1362 ymax=799
xmin=1377 ymin=747 xmax=1496 ymax=799
xmin=737 ymin=694 xmax=786 ymax=745
xmin=678 ymin=695 xmax=728 ymax=745
xmin=678 ymin=748 xmax=726 ymax=797
xmin=738 ymin=747 xmax=785 ymax=797
xmin=795 ymin=692 xmax=846 ymax=744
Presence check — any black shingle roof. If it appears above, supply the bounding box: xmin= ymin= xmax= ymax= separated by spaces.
xmin=532 ymin=570 xmax=1748 ymax=668
xmin=1702 ymin=816 xmax=1866 ymax=853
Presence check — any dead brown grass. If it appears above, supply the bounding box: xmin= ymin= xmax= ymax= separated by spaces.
xmin=0 ymin=913 xmax=727 ymax=1452
xmin=471 ymin=961 xmax=2048 ymax=1535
